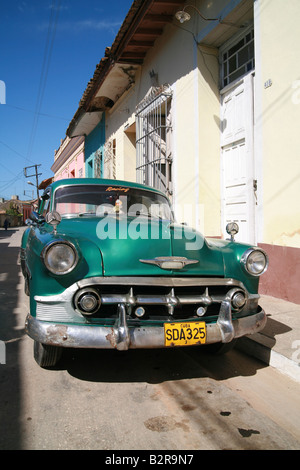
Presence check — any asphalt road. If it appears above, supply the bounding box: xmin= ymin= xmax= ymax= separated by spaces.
xmin=1 ymin=227 xmax=300 ymax=451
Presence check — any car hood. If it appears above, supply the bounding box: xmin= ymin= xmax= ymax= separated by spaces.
xmin=56 ymin=216 xmax=225 ymax=277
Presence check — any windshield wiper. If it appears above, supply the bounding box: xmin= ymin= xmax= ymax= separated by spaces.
xmin=78 ymin=212 xmax=96 ymax=217
xmin=128 ymin=213 xmax=165 ymax=220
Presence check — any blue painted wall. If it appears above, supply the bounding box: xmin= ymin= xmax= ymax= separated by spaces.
xmin=85 ymin=114 xmax=105 ymax=178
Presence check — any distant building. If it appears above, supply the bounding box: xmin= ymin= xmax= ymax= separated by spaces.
xmin=22 ymin=202 xmax=34 ymax=222
xmin=51 ymin=135 xmax=85 ymax=180
xmin=0 ymin=198 xmax=34 ymax=226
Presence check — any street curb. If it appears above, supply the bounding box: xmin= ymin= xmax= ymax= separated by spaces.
xmin=236 ymin=336 xmax=300 ymax=383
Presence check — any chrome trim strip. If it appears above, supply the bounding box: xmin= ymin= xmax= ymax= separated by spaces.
xmin=100 ymin=293 xmax=216 ymax=306
xmin=34 ymin=284 xmax=85 ymax=323
xmin=217 ymin=300 xmax=235 ymax=343
xmin=77 ymin=276 xmax=244 ymax=288
xmin=25 ymin=307 xmax=267 ymax=350
xmin=99 ymin=289 xmax=249 ymax=308
xmin=139 ymin=257 xmax=199 ymax=270
xmin=113 ymin=304 xmax=130 ymax=351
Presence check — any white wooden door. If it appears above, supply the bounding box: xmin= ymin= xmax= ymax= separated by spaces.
xmin=220 ymin=73 xmax=256 ymax=244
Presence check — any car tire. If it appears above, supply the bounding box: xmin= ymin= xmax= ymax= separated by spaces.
xmin=34 ymin=341 xmax=63 ymax=367
xmin=203 ymin=339 xmax=237 ymax=355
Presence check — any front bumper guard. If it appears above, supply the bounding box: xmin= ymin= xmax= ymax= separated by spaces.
xmin=25 ymin=301 xmax=267 ymax=351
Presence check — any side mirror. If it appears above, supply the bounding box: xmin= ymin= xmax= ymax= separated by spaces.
xmin=29 ymin=211 xmax=45 ymax=225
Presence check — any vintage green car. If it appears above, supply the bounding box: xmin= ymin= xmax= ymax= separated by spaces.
xmin=21 ymin=178 xmax=268 ymax=367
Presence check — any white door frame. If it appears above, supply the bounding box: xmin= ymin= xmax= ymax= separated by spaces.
xmin=220 ymin=72 xmax=256 ymax=244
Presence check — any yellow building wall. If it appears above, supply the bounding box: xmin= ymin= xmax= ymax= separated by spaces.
xmin=259 ymin=0 xmax=300 ymax=248
xmin=196 ymin=44 xmax=220 ymax=236
xmin=105 ymin=14 xmax=221 ymax=237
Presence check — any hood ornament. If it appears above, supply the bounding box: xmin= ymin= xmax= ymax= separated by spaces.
xmin=139 ymin=256 xmax=198 ymax=270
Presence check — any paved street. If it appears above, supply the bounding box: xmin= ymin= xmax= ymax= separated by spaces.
xmin=1 ymin=227 xmax=300 ymax=451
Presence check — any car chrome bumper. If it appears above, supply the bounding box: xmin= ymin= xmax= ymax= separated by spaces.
xmin=25 ymin=302 xmax=267 ymax=351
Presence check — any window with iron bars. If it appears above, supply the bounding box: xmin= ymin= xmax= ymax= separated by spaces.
xmin=135 ymin=86 xmax=173 ymax=196
xmin=103 ymin=139 xmax=116 ymax=179
xmin=220 ymin=26 xmax=254 ymax=89
xmin=94 ymin=149 xmax=103 ymax=178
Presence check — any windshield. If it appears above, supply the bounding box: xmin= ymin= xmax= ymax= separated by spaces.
xmin=53 ymin=184 xmax=174 ymax=221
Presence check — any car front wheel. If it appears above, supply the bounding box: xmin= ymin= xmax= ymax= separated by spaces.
xmin=33 ymin=341 xmax=63 ymax=367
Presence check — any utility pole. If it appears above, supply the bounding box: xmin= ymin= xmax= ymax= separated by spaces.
xmin=23 ymin=164 xmax=42 ymax=201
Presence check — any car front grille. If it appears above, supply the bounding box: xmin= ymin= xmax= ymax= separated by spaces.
xmin=73 ymin=277 xmax=256 ymax=325
xmin=34 ymin=277 xmax=259 ymax=325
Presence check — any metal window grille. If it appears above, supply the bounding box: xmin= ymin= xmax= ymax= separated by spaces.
xmin=104 ymin=139 xmax=116 ymax=179
xmin=135 ymin=86 xmax=173 ymax=196
xmin=94 ymin=150 xmax=103 ymax=178
xmin=221 ymin=27 xmax=254 ymax=88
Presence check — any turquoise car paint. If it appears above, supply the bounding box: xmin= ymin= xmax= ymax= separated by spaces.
xmin=53 ymin=217 xmax=225 ymax=278
xmin=206 ymin=237 xmax=260 ymax=294
xmin=21 ymin=178 xmax=268 ymax=366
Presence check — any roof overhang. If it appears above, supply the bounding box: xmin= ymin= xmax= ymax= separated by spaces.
xmin=93 ymin=63 xmax=140 ymax=106
xmin=66 ymin=0 xmax=252 ymax=139
xmin=38 ymin=177 xmax=54 ymax=190
xmin=66 ymin=0 xmax=183 ymax=138
xmin=198 ymin=0 xmax=253 ymax=47
xmin=67 ymin=111 xmax=103 ymax=138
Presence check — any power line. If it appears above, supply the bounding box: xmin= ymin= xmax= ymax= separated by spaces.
xmin=0 ymin=160 xmax=18 ymax=177
xmin=4 ymin=103 xmax=69 ymax=121
xmin=0 ymin=172 xmax=24 ymax=194
xmin=0 ymin=139 xmax=34 ymax=163
xmin=23 ymin=164 xmax=42 ymax=201
xmin=26 ymin=0 xmax=61 ymax=164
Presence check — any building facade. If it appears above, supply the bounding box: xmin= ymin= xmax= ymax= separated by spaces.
xmin=51 ymin=135 xmax=85 ymax=180
xmin=63 ymin=0 xmax=300 ymax=303
xmin=85 ymin=115 xmax=106 ymax=178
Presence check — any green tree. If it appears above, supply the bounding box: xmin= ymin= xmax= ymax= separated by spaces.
xmin=6 ymin=203 xmax=22 ymax=217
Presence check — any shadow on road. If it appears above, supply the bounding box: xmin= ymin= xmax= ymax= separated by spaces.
xmin=0 ymin=229 xmax=18 ymax=239
xmin=0 ymin=230 xmax=25 ymax=450
xmin=55 ymin=343 xmax=268 ymax=385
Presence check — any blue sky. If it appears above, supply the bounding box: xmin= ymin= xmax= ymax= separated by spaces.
xmin=0 ymin=0 xmax=133 ymax=200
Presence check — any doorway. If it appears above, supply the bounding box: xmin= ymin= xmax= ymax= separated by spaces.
xmin=220 ymin=27 xmax=256 ymax=244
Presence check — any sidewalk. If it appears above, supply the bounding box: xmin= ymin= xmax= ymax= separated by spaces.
xmin=236 ymin=295 xmax=300 ymax=383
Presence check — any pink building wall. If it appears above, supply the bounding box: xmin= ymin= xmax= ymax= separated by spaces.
xmin=51 ymin=136 xmax=85 ymax=181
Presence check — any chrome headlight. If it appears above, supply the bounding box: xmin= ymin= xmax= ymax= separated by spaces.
xmin=241 ymin=248 xmax=268 ymax=276
xmin=74 ymin=288 xmax=101 ymax=315
xmin=42 ymin=240 xmax=78 ymax=275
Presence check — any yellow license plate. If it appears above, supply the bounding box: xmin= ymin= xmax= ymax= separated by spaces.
xmin=164 ymin=321 xmax=206 ymax=347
